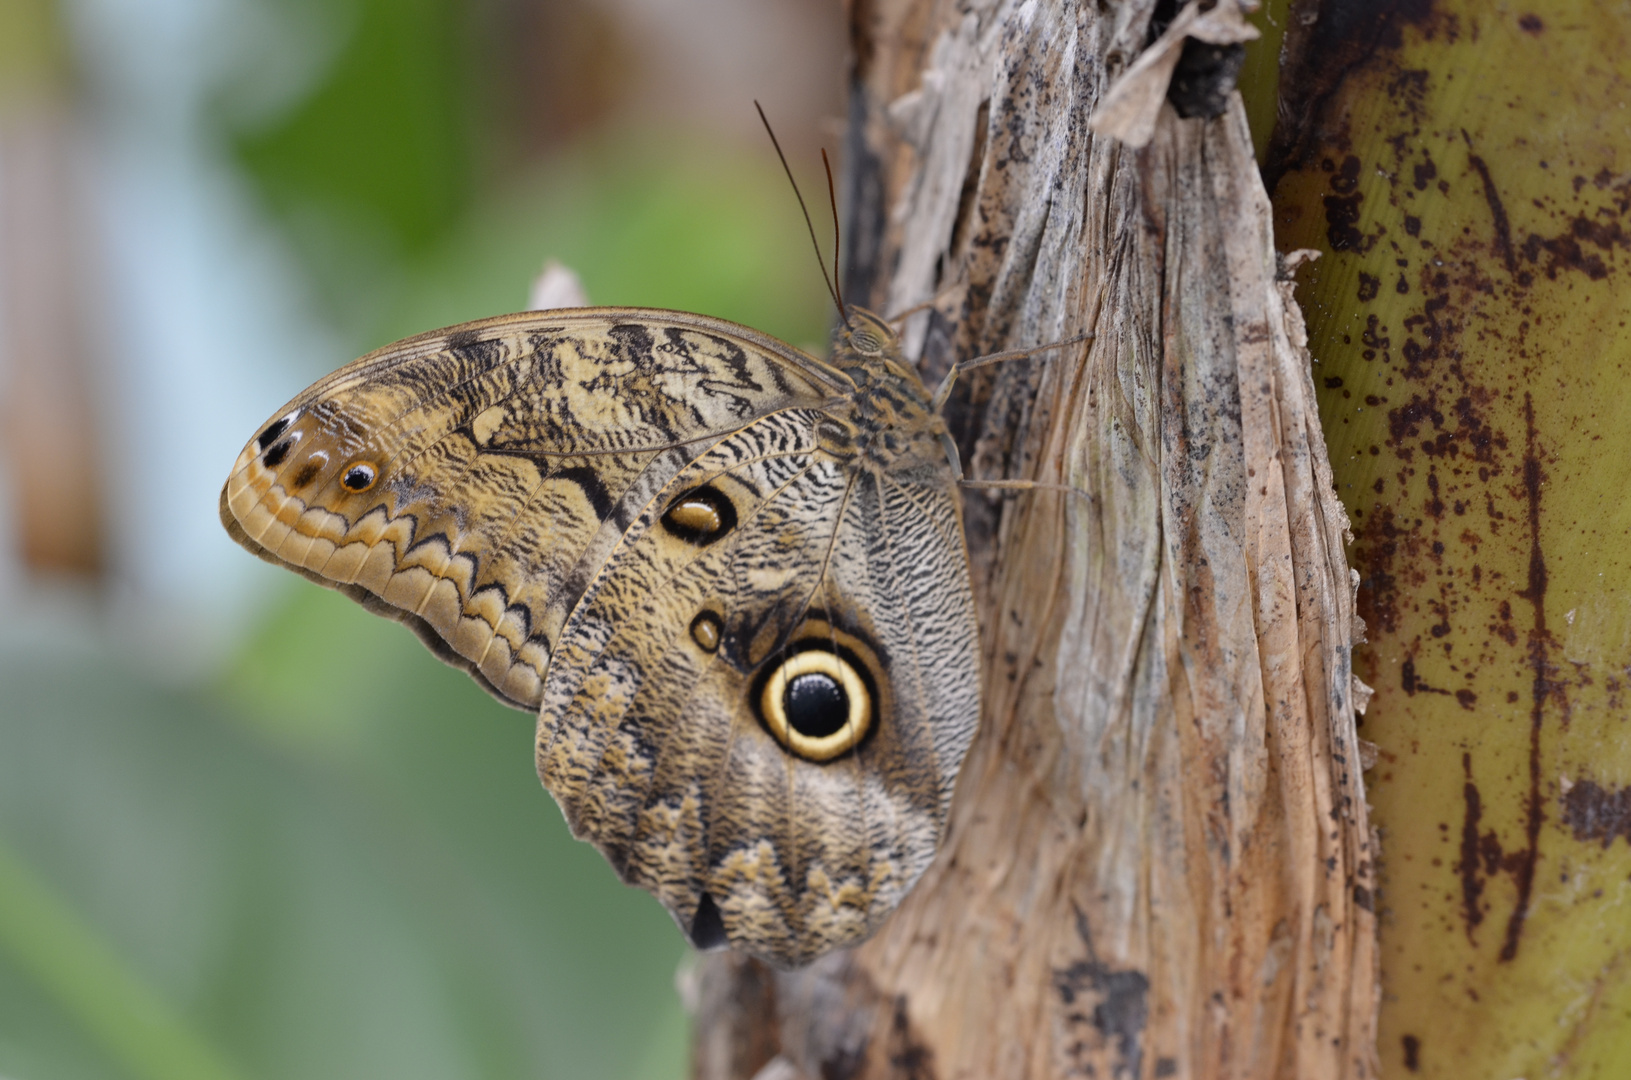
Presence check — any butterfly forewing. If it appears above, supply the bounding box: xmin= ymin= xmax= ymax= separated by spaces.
xmin=222 ymin=310 xmax=845 ymax=710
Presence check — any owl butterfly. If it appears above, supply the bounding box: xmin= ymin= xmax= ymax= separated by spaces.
xmin=221 ymin=305 xmax=981 ymax=967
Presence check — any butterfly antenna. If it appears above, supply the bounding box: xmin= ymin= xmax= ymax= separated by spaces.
xmin=754 ymin=101 xmax=848 ymax=327
xmin=822 ymin=148 xmax=847 ymax=319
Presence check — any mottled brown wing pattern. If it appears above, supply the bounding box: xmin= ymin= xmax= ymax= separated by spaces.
xmin=537 ymin=407 xmax=979 ymax=966
xmin=221 ymin=305 xmax=982 ymax=968
xmin=221 ymin=309 xmax=846 ymax=709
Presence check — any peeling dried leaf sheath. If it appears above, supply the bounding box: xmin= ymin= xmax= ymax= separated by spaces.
xmin=692 ymin=1 xmax=1377 ymax=1078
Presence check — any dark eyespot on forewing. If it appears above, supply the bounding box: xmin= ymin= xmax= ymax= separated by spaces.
xmin=661 ymin=486 xmax=736 ymax=545
xmin=256 ymin=415 xmax=293 ymax=451
xmin=689 ymin=610 xmax=723 ymax=653
xmin=341 ymin=463 xmax=378 ymax=492
xmin=263 ymin=439 xmax=294 ymax=468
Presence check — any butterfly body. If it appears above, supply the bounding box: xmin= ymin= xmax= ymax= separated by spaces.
xmin=222 ymin=306 xmax=979 ymax=966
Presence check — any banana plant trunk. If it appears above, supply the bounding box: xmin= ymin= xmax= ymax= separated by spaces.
xmin=690 ymin=2 xmax=1378 ymax=1077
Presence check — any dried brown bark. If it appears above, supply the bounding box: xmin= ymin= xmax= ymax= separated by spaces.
xmin=691 ymin=1 xmax=1377 ymax=1077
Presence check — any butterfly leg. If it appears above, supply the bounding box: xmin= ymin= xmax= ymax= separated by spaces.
xmin=928 ymin=332 xmax=1093 ymax=414
xmin=958 ymin=477 xmax=1094 ymax=507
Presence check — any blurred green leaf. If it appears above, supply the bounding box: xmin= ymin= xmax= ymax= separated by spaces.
xmin=377 ymin=130 xmax=838 ymax=352
xmin=223 ymin=0 xmax=476 ymax=334
xmin=0 ymin=604 xmax=689 ymax=1080
xmin=219 ymin=0 xmax=835 ymax=357
xmin=231 ymin=0 xmax=472 ymax=252
xmin=0 ymin=837 xmax=246 ymax=1080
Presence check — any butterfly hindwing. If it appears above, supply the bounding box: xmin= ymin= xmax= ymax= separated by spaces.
xmin=537 ymin=409 xmax=978 ymax=966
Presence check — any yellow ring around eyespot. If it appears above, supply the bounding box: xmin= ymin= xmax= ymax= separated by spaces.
xmin=759 ymin=650 xmax=872 ymax=762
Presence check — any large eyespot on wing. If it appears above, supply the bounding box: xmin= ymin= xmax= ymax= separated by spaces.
xmin=220 ymin=309 xmax=848 ymax=711
xmin=754 ymin=634 xmax=879 ymax=763
xmin=534 ymin=411 xmax=981 ymax=967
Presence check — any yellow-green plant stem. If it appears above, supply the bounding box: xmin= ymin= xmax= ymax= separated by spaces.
xmin=1268 ymin=4 xmax=1631 ymax=1076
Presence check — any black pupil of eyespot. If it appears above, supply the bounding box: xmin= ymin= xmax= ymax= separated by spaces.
xmin=344 ymin=467 xmax=372 ymax=489
xmin=784 ymin=671 xmax=849 ymax=739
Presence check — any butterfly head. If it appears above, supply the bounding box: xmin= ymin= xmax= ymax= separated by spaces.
xmin=837 ymin=307 xmax=899 ymax=359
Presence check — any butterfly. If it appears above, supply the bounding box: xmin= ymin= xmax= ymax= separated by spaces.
xmin=220 ymin=304 xmax=981 ymax=967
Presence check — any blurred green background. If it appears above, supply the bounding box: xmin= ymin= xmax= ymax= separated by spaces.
xmin=0 ymin=0 xmax=841 ymax=1077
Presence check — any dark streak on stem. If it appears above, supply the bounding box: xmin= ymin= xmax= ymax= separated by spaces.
xmin=1457 ymin=753 xmax=1485 ymax=938
xmin=1500 ymin=392 xmax=1546 ymax=962
xmin=1462 ymin=134 xmax=1516 ymax=275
